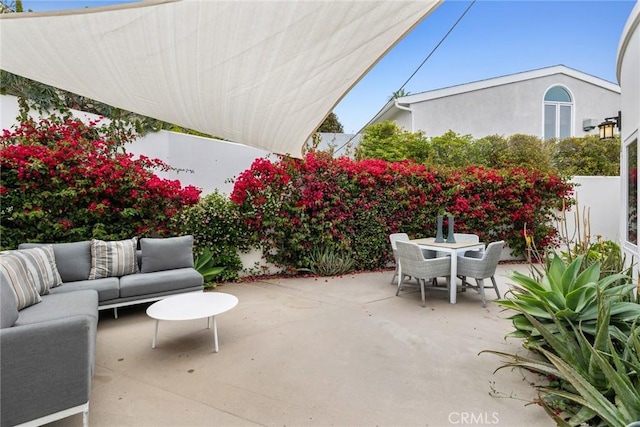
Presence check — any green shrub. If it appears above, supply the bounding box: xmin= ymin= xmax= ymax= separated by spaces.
xmin=171 ymin=191 xmax=250 ymax=282
xmin=355 ymin=121 xmax=429 ymax=163
xmin=554 ymin=134 xmax=620 ymax=176
xmin=355 ymin=121 xmax=620 ymax=176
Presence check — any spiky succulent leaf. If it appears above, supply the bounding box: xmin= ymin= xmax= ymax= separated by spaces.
xmin=561 ymin=255 xmax=584 ymax=294
xmin=539 ymin=348 xmax=628 ymax=427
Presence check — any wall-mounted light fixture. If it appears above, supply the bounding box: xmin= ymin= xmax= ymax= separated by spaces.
xmin=598 ymin=111 xmax=622 ymax=140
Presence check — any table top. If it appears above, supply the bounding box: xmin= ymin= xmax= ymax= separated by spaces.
xmin=146 ymin=292 xmax=238 ymax=321
xmin=411 ymin=237 xmax=484 ymax=249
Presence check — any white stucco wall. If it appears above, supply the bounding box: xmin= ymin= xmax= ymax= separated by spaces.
xmin=126 ymin=131 xmax=272 ymax=196
xmin=409 ymin=74 xmax=620 ymax=139
xmin=617 ymin=1 xmax=640 ymax=271
xmin=385 ymin=107 xmax=412 ymax=131
xmin=618 ymin=5 xmax=640 ymax=146
xmin=566 ymin=176 xmax=621 ymax=243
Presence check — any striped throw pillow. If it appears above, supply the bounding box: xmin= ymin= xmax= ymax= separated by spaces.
xmin=1 ymin=246 xmax=63 ymax=295
xmin=0 ymin=254 xmax=41 ymax=309
xmin=89 ymin=238 xmax=138 ymax=280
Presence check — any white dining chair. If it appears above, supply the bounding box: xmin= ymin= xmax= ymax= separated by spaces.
xmin=390 ymin=233 xmax=438 ymax=285
xmin=395 ymin=241 xmax=451 ymax=307
xmin=457 ymin=240 xmax=504 ymax=307
xmin=454 ymin=233 xmax=484 ymax=257
xmin=389 ymin=233 xmax=410 ymax=285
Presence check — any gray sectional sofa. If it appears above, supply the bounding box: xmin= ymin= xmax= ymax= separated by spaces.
xmin=19 ymin=235 xmax=204 ymax=317
xmin=0 ymin=235 xmax=204 ymax=426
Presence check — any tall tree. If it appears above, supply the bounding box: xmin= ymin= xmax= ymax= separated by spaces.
xmin=0 ymin=1 xmax=23 ymax=13
xmin=389 ymin=88 xmax=411 ymax=101
xmin=317 ymin=112 xmax=344 ymax=133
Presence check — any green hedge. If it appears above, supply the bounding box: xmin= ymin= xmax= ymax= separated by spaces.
xmin=170 ymin=191 xmax=251 ymax=281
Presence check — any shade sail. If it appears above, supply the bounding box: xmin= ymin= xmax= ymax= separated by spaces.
xmin=0 ymin=0 xmax=441 ymax=157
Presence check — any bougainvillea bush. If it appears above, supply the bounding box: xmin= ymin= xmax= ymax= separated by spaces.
xmin=231 ymin=152 xmax=573 ymax=273
xmin=0 ymin=114 xmax=200 ymax=250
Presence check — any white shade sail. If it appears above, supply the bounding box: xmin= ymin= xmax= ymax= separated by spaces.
xmin=0 ymin=0 xmax=441 ymax=157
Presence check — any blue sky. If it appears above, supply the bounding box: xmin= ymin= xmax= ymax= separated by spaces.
xmin=20 ymin=0 xmax=637 ymax=134
xmin=334 ymin=0 xmax=636 ymax=133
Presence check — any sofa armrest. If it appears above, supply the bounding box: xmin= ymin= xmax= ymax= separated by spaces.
xmin=1 ymin=315 xmax=95 ymax=426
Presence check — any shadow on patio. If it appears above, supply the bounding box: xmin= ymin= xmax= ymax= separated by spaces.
xmin=50 ymin=264 xmax=553 ymax=427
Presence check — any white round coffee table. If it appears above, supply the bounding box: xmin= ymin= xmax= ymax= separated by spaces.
xmin=146 ymin=292 xmax=238 ymax=352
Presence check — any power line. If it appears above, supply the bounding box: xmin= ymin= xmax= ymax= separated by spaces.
xmin=334 ymin=0 xmax=477 ymax=155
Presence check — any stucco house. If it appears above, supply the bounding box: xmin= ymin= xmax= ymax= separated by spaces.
xmin=371 ymin=65 xmax=621 ymax=141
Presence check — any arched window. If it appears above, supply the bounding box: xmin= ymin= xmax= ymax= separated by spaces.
xmin=543 ymin=86 xmax=573 ymax=140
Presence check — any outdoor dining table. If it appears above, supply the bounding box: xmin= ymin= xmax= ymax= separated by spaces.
xmin=410 ymin=237 xmax=485 ymax=304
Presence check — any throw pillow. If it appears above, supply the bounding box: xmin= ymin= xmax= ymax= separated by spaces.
xmin=0 ymin=246 xmax=63 ymax=295
xmin=0 ymin=274 xmax=19 ymax=327
xmin=89 ymin=237 xmax=139 ymax=280
xmin=18 ymin=241 xmax=92 ymax=282
xmin=140 ymin=235 xmax=194 ymax=273
xmin=0 ymin=254 xmax=41 ymax=310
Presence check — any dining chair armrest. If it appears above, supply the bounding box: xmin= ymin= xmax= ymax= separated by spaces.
xmin=463 ymin=250 xmax=484 ymax=259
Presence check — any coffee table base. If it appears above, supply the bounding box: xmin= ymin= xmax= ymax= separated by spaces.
xmin=151 ymin=316 xmax=220 ymax=351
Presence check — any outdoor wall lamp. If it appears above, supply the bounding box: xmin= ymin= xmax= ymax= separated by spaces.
xmin=599 ymin=111 xmax=622 ymax=140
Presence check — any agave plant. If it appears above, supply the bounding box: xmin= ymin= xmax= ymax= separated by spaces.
xmin=303 ymin=245 xmax=355 ymax=276
xmin=483 ymin=293 xmax=640 ymax=426
xmin=526 ymin=203 xmax=634 ymax=283
xmin=497 ymin=254 xmax=640 ymax=346
xmin=194 ymin=248 xmax=225 ymax=287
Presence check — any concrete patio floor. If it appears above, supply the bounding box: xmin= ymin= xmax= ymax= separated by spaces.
xmin=50 ymin=264 xmax=554 ymax=427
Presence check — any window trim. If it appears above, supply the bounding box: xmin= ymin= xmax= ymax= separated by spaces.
xmin=623 ymin=130 xmax=639 ymax=251
xmin=542 ymin=84 xmax=575 ymax=140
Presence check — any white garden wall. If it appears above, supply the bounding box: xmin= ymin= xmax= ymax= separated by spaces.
xmin=126 ymin=131 xmax=273 ymax=196
xmin=564 ymin=176 xmax=621 ymax=243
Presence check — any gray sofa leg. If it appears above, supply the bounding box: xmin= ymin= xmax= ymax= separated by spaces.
xmin=114 ymin=307 xmax=118 ymax=319
xmin=83 ymin=405 xmax=89 ymax=427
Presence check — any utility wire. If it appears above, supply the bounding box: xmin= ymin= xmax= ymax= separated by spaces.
xmin=334 ymin=0 xmax=477 ymax=155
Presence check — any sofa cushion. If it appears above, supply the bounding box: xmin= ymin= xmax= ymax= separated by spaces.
xmin=89 ymin=238 xmax=138 ymax=280
xmin=1 ymin=246 xmax=62 ymax=295
xmin=119 ymin=268 xmax=203 ymax=298
xmin=0 ymin=274 xmax=19 ymax=328
xmin=48 ymin=278 xmax=120 ymax=303
xmin=0 ymin=255 xmax=41 ymax=310
xmin=140 ymin=235 xmax=194 ymax=273
xmin=14 ymin=289 xmax=99 ymax=326
xmin=19 ymin=241 xmax=92 ymax=283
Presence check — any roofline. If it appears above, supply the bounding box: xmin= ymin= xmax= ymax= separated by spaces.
xmin=397 ymin=65 xmax=620 ymax=106
xmin=370 ymin=99 xmax=396 ymax=125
